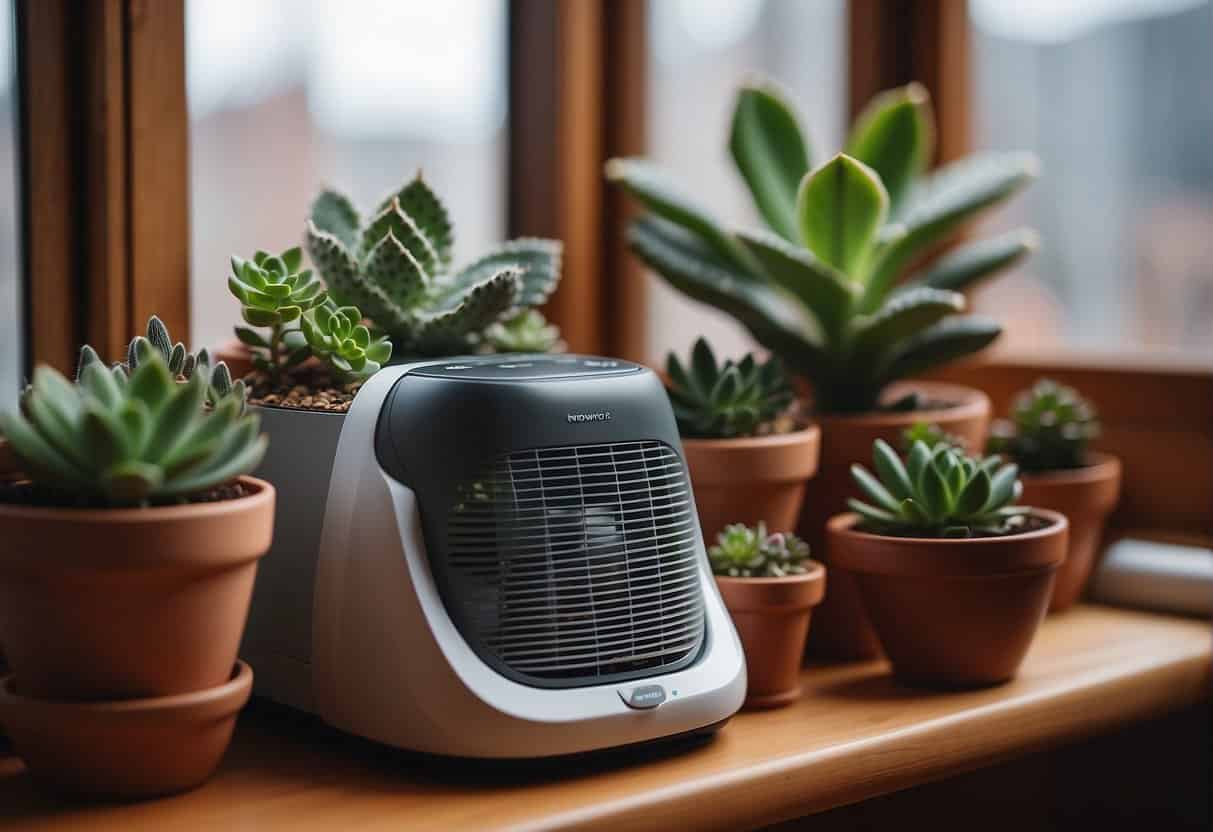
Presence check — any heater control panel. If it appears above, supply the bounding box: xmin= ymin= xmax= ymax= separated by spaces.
xmin=411 ymin=355 xmax=644 ymax=382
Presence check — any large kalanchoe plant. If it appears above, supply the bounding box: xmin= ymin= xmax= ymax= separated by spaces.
xmin=666 ymin=338 xmax=793 ymax=439
xmin=987 ymin=379 xmax=1099 ymax=472
xmin=849 ymin=438 xmax=1028 ymax=538
xmin=1 ymin=355 xmax=266 ymax=506
xmin=709 ymin=522 xmax=813 ymax=578
xmin=607 ymin=80 xmax=1038 ymax=413
xmin=305 ymin=173 xmax=563 ymax=356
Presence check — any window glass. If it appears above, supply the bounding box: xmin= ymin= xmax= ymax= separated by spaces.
xmin=187 ymin=0 xmax=508 ymax=352
xmin=645 ymin=0 xmax=847 ymax=364
xmin=970 ymin=0 xmax=1213 ymax=354
xmin=0 ymin=0 xmax=19 ymax=407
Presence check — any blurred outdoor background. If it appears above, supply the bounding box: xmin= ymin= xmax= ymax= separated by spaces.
xmin=1 ymin=0 xmax=1210 ymax=408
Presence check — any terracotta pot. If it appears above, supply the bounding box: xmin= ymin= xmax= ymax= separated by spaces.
xmin=0 ymin=476 xmax=275 ymax=700
xmin=715 ymin=563 xmax=826 ymax=709
xmin=0 ymin=660 xmax=252 ymax=799
xmin=802 ymin=381 xmax=991 ymax=660
xmin=1020 ymin=453 xmax=1121 ymax=612
xmin=826 ymin=511 xmax=1067 ymax=688
xmin=213 ymin=337 xmax=255 ymax=381
xmin=684 ymin=426 xmax=820 ymax=542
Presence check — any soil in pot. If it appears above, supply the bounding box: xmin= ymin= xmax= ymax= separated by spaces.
xmin=0 ymin=660 xmax=253 ymax=799
xmin=1019 ymin=452 xmax=1121 ymax=612
xmin=716 ymin=563 xmax=826 ymax=709
xmin=802 ymin=381 xmax=991 ymax=661
xmin=0 ymin=476 xmax=275 ymax=701
xmin=247 ymin=362 xmax=363 ymax=413
xmin=826 ymin=510 xmax=1068 ymax=688
xmin=685 ymin=425 xmax=820 ymax=542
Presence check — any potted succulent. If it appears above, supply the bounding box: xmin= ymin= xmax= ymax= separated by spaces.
xmin=828 ymin=439 xmax=1067 ymax=687
xmin=0 ymin=319 xmax=273 ymax=798
xmin=666 ymin=338 xmax=819 ymax=541
xmin=988 ymin=380 xmax=1120 ymax=612
xmin=607 ymin=80 xmax=1037 ymax=658
xmin=225 ymin=174 xmax=563 ymax=681
xmin=709 ymin=523 xmax=825 ymax=709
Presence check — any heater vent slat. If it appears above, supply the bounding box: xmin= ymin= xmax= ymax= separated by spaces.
xmin=444 ymin=440 xmax=705 ymax=687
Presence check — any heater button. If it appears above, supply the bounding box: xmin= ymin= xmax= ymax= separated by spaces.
xmin=619 ymin=684 xmax=666 ymax=709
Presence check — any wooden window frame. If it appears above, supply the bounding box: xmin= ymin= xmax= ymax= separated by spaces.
xmin=15 ymin=0 xmax=1210 ymax=543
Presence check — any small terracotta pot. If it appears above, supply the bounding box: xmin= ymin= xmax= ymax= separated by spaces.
xmin=0 ymin=476 xmax=275 ymax=700
xmin=715 ymin=563 xmax=826 ymax=709
xmin=826 ymin=511 xmax=1067 ymax=688
xmin=684 ymin=426 xmax=820 ymax=542
xmin=802 ymin=381 xmax=991 ymax=660
xmin=1020 ymin=453 xmax=1121 ymax=612
xmin=0 ymin=660 xmax=252 ymax=799
xmin=213 ymin=338 xmax=255 ymax=381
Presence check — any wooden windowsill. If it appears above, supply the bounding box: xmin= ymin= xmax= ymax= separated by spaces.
xmin=1 ymin=605 xmax=1208 ymax=831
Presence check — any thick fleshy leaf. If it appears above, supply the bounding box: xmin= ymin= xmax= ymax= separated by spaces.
xmin=79 ymin=362 xmax=122 ymax=410
xmin=412 ymin=268 xmax=521 ymax=354
xmin=363 ymin=231 xmax=426 ymax=309
xmin=847 ymin=498 xmax=901 ymax=527
xmin=986 ymin=463 xmax=1020 ymax=512
xmin=849 ymin=286 xmax=964 ymax=368
xmin=439 ymin=238 xmax=562 ymax=310
xmin=851 ymin=463 xmax=902 ymax=513
xmin=908 ymin=228 xmax=1038 ymax=293
xmin=905 ymin=440 xmax=932 ymax=487
xmin=690 ymin=338 xmax=718 ymax=398
xmin=626 ymin=217 xmax=826 ymax=380
xmin=918 ymin=457 xmax=951 ymax=519
xmin=863 ymin=151 xmax=1038 ymax=309
xmin=310 ymin=189 xmax=360 ymax=251
xmin=845 ymin=83 xmax=934 ymax=216
xmin=878 ymin=316 xmax=1002 ymax=385
xmin=0 ymin=410 xmax=88 ymax=486
xmin=734 ymin=227 xmax=852 ymax=341
xmin=729 ymin=79 xmax=811 ymax=241
xmin=305 ymin=221 xmax=412 ymax=335
xmin=872 ymin=438 xmax=913 ymax=500
xmin=955 ymin=468 xmax=992 ymax=516
xmin=234 ymin=326 xmax=269 ymax=349
xmin=606 ymin=157 xmax=757 ymax=272
xmin=795 ymin=154 xmax=888 ymax=276
xmin=361 ymin=199 xmax=439 ymax=276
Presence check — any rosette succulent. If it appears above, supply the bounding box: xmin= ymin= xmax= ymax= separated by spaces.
xmin=987 ymin=379 xmax=1100 ymax=471
xmin=607 ymin=79 xmax=1038 ymax=413
xmin=484 ymin=309 xmax=565 ymax=354
xmin=227 ymin=247 xmax=330 ymax=377
xmin=1 ymin=354 xmax=266 ymax=506
xmin=849 ymin=439 xmax=1028 ymax=538
xmin=305 ymin=173 xmax=563 ymax=356
xmin=709 ymin=522 xmax=813 ymax=578
xmin=666 ymin=338 xmax=793 ymax=438
xmin=299 ymin=304 xmax=392 ymax=382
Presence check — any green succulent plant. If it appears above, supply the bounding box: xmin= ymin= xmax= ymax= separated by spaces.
xmin=709 ymin=522 xmax=813 ymax=578
xmin=76 ymin=315 xmax=247 ymax=413
xmin=305 ymin=173 xmax=563 ymax=356
xmin=666 ymin=338 xmax=793 ymax=439
xmin=901 ymin=420 xmax=965 ymax=453
xmin=484 ymin=309 xmax=564 ymax=354
xmin=299 ymin=304 xmax=393 ymax=382
xmin=849 ymin=438 xmax=1029 ymax=538
xmin=227 ymin=247 xmax=331 ymax=379
xmin=606 ymin=79 xmax=1038 ymax=414
xmin=1 ymin=354 xmax=266 ymax=506
xmin=987 ymin=379 xmax=1099 ymax=471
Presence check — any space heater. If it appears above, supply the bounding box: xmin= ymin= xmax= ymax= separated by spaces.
xmin=245 ymin=355 xmax=745 ymax=758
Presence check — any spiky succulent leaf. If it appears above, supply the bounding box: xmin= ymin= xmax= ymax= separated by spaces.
xmin=440 ymin=238 xmax=563 ymax=312
xmin=2 ymin=355 xmax=265 ymax=505
xmin=384 ymin=175 xmax=454 ymax=268
xmin=310 ymin=189 xmax=361 ymax=251
xmin=876 ymin=315 xmax=1002 ymax=387
xmin=850 ymin=439 xmax=1030 ymax=537
xmin=305 ymin=222 xmax=411 ymax=336
xmin=729 ymin=79 xmax=811 ymax=242
xmin=411 ymin=268 xmax=521 ymax=355
xmin=845 ymin=83 xmax=934 ymax=216
xmin=734 ymin=228 xmax=852 ymax=342
xmin=847 ymin=286 xmax=965 ymax=369
xmin=363 ymin=231 xmax=426 ymax=309
xmin=665 ymin=337 xmax=793 ymax=439
xmin=708 ymin=522 xmax=813 ymax=578
xmin=361 ymin=198 xmax=439 ymax=276
xmin=987 ymin=379 xmax=1100 ymax=471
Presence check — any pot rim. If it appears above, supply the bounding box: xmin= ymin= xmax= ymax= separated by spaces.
xmin=826 ymin=509 xmax=1068 ymax=577
xmin=713 ymin=559 xmax=826 ymax=587
xmin=680 ymin=423 xmax=820 ymax=451
xmin=0 ymin=660 xmax=252 ymax=716
xmin=813 ymin=381 xmax=989 ymax=427
xmin=1018 ymin=451 xmax=1121 ymax=485
xmin=0 ymin=474 xmax=274 ymax=524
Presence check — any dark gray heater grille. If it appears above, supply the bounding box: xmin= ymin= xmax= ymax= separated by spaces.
xmin=445 ymin=440 xmax=705 ymax=687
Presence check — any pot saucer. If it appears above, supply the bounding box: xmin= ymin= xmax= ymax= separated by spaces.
xmin=0 ymin=660 xmax=252 ymax=800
